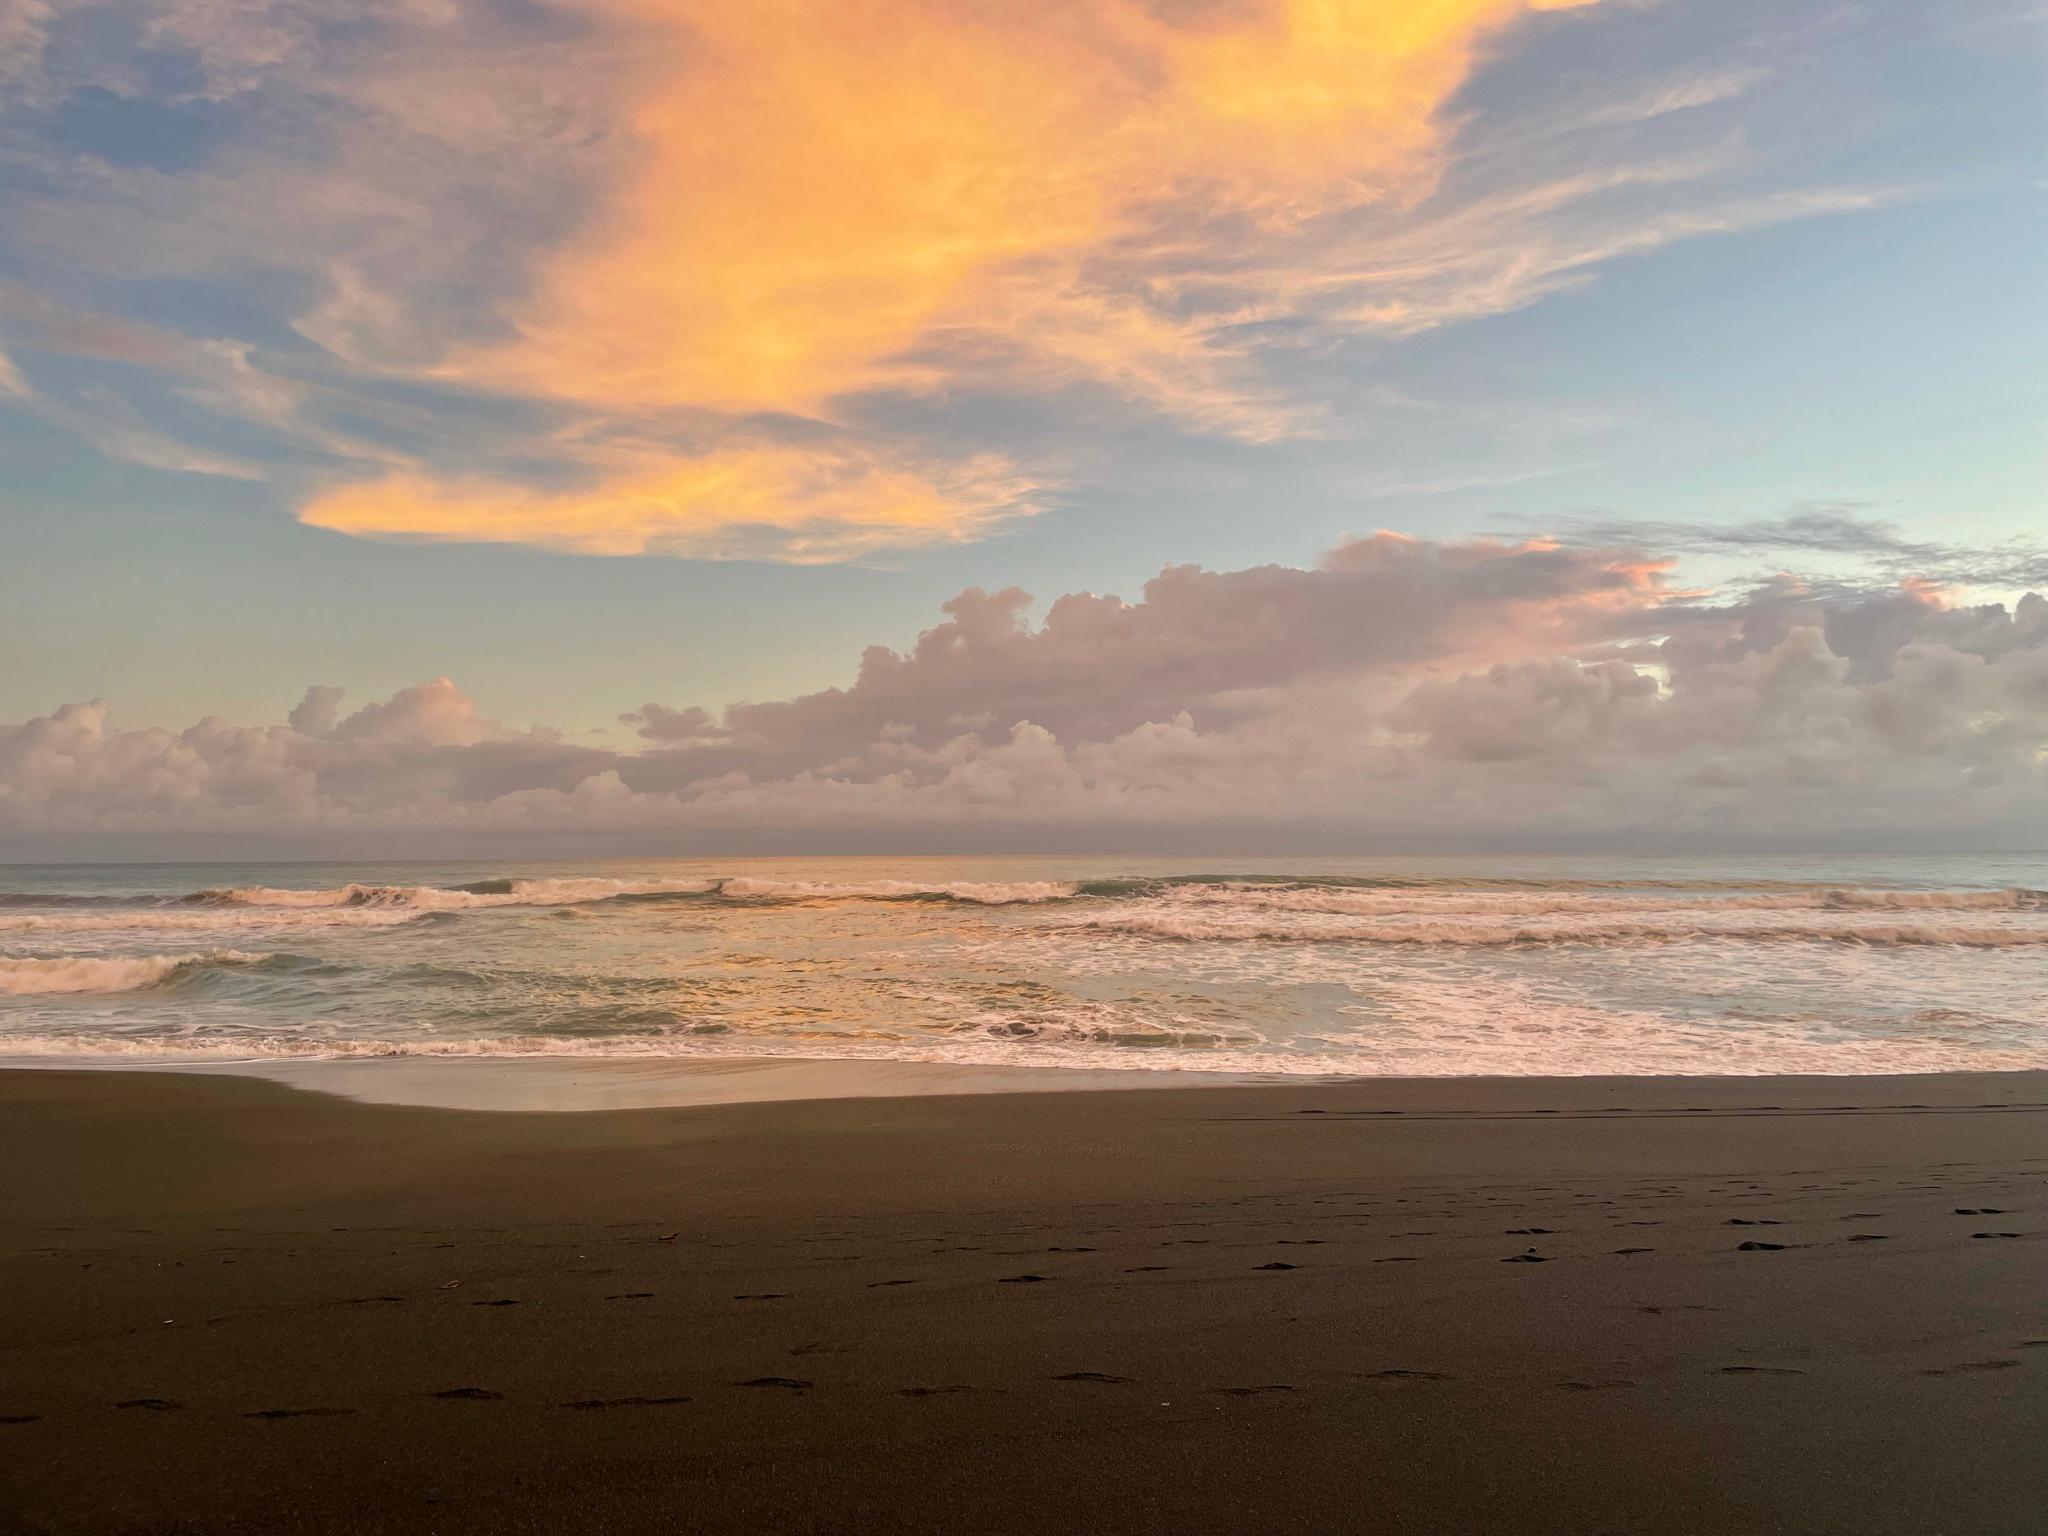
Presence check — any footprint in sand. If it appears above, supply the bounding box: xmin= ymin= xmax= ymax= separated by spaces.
xmin=999 ymin=1274 xmax=1050 ymax=1283
xmin=1506 ymin=1228 xmax=1554 ymax=1235
xmin=245 ymin=1408 xmax=353 ymax=1420
xmin=1954 ymin=1208 xmax=2006 ymax=1216
xmin=1613 ymin=1247 xmax=1655 ymax=1255
xmin=114 ymin=1399 xmax=180 ymax=1411
xmin=1053 ymin=1372 xmax=1134 ymax=1384
xmin=1557 ymin=1381 xmax=1635 ymax=1392
xmin=1919 ymin=1361 xmax=2017 ymax=1377
xmin=1972 ymin=1232 xmax=2022 ymax=1240
xmin=471 ymin=1299 xmax=522 ymax=1307
xmin=1214 ymin=1385 xmax=1293 ymax=1396
xmin=1502 ymin=1250 xmax=1550 ymax=1263
xmin=738 ymin=1377 xmax=812 ymax=1390
xmin=868 ymin=1279 xmax=918 ymax=1288
xmin=1254 ymin=1262 xmax=1299 ymax=1271
xmin=1123 ymin=1265 xmax=1170 ymax=1273
xmin=1362 ymin=1370 xmax=1451 ymax=1382
xmin=734 ymin=1293 xmax=787 ymax=1301
xmin=1844 ymin=1234 xmax=1889 ymax=1243
xmin=605 ymin=1292 xmax=655 ymax=1300
xmin=432 ymin=1388 xmax=503 ymax=1402
xmin=563 ymin=1395 xmax=691 ymax=1409
xmin=1738 ymin=1241 xmax=1788 ymax=1251
xmin=1725 ymin=1219 xmax=1783 ymax=1227
xmin=1718 ymin=1365 xmax=1803 ymax=1376
xmin=898 ymin=1385 xmax=975 ymax=1398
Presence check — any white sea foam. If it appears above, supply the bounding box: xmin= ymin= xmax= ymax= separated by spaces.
xmin=1070 ymin=909 xmax=2048 ymax=947
xmin=6 ymin=862 xmax=2043 ymax=1081
xmin=0 ymin=907 xmax=424 ymax=934
xmin=1818 ymin=887 xmax=2046 ymax=909
xmin=716 ymin=878 xmax=1079 ymax=904
xmin=2 ymin=1015 xmax=2043 ymax=1078
xmin=28 ymin=875 xmax=2033 ymax=923
xmin=0 ymin=950 xmax=262 ymax=996
xmin=1154 ymin=884 xmax=2047 ymax=917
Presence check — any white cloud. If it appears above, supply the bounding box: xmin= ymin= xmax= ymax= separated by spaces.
xmin=4 ymin=535 xmax=2042 ymax=852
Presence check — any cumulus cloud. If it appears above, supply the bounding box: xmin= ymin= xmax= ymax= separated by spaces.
xmin=683 ymin=534 xmax=1677 ymax=763
xmin=4 ymin=533 xmax=2042 ymax=854
xmin=321 ymin=677 xmax=511 ymax=747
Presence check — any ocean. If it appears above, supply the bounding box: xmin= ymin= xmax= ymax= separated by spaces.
xmin=2 ymin=854 xmax=2045 ymax=1078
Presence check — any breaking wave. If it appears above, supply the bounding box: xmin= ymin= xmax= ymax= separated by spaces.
xmin=179 ymin=875 xmax=1073 ymax=909
xmin=1070 ymin=911 xmax=2048 ymax=947
xmin=0 ymin=950 xmax=263 ymax=996
xmin=0 ymin=907 xmax=426 ymax=934
xmin=715 ymin=878 xmax=1077 ymax=904
xmin=5 ymin=861 xmax=2043 ymax=1082
xmin=1145 ymin=884 xmax=2048 ymax=918
xmin=196 ymin=876 xmax=721 ymax=910
xmin=6 ymin=874 xmax=2038 ymax=920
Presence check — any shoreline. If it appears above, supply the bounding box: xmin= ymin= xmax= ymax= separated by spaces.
xmin=0 ymin=1053 xmax=1275 ymax=1112
xmin=5 ymin=1053 xmax=2048 ymax=1112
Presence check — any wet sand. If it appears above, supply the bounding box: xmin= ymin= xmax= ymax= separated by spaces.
xmin=2 ymin=1067 xmax=2045 ymax=1534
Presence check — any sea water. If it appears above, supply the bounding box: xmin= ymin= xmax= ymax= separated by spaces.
xmin=2 ymin=854 xmax=2044 ymax=1077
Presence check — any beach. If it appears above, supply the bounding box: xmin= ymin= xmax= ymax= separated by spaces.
xmin=8 ymin=0 xmax=2044 ymax=1523
xmin=3 ymin=1065 xmax=2044 ymax=1534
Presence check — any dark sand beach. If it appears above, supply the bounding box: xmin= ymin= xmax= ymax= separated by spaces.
xmin=3 ymin=1067 xmax=2045 ymax=1534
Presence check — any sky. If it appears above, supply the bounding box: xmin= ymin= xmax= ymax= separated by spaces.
xmin=0 ymin=0 xmax=2044 ymax=856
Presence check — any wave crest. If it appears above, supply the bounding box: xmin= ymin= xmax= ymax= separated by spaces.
xmin=0 ymin=950 xmax=263 ymax=996
xmin=1071 ymin=912 xmax=2048 ymax=947
xmin=1148 ymin=884 xmax=2048 ymax=918
xmin=716 ymin=878 xmax=1077 ymax=904
xmin=196 ymin=877 xmax=720 ymax=910
xmin=0 ymin=908 xmax=424 ymax=934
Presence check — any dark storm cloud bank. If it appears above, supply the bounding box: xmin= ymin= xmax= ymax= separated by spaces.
xmin=3 ymin=532 xmax=2044 ymax=856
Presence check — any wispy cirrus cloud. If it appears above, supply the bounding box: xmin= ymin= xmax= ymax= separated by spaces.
xmin=1530 ymin=508 xmax=2048 ymax=592
xmin=301 ymin=446 xmax=1042 ymax=562
xmin=1 ymin=0 xmax=1900 ymax=560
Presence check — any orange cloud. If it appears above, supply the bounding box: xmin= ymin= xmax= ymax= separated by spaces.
xmin=320 ymin=0 xmax=1599 ymax=556
xmin=473 ymin=0 xmax=1596 ymax=417
xmin=298 ymin=446 xmax=1038 ymax=562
